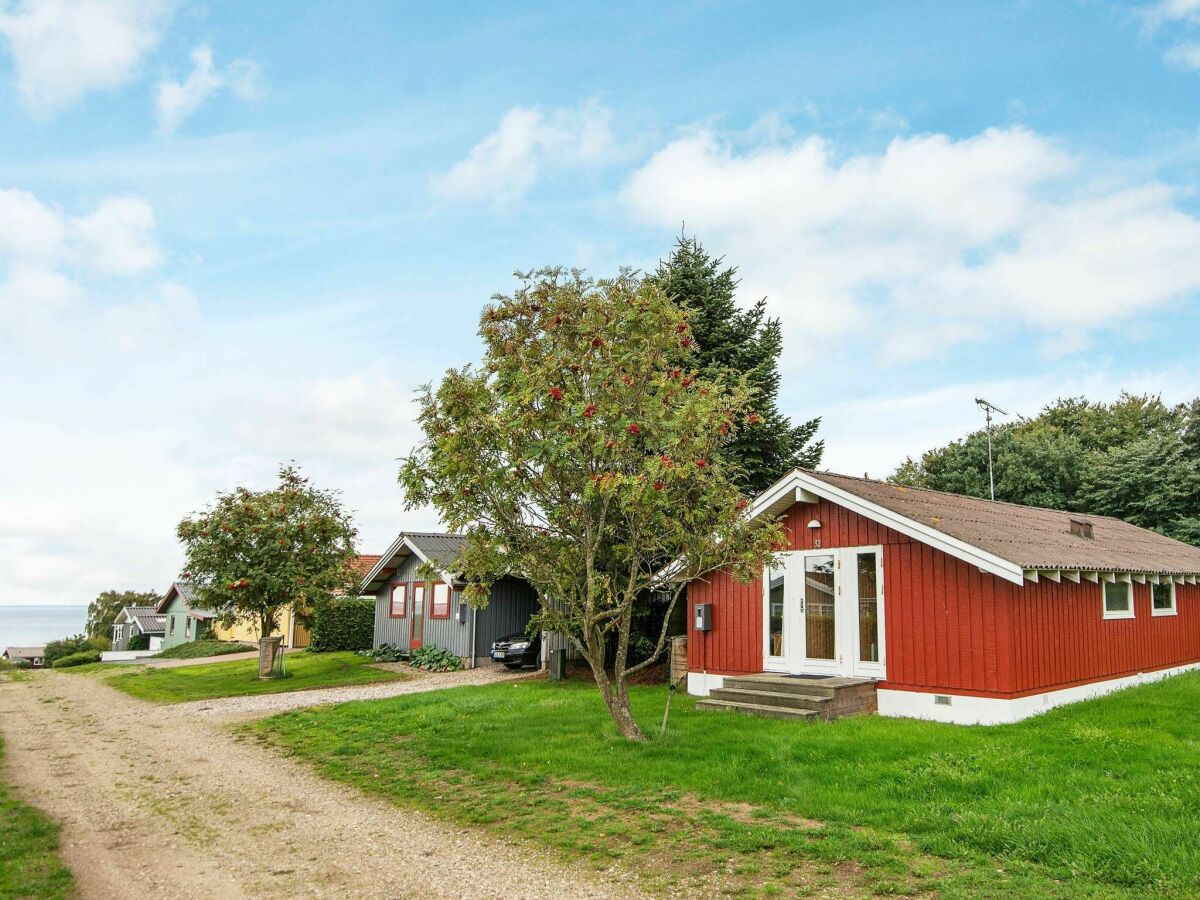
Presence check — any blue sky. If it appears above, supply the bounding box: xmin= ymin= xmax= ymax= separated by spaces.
xmin=3 ymin=0 xmax=1200 ymax=606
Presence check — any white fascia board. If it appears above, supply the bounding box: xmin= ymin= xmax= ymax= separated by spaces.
xmin=359 ymin=534 xmax=456 ymax=592
xmin=752 ymin=470 xmax=1026 ymax=585
xmin=397 ymin=536 xmax=456 ymax=587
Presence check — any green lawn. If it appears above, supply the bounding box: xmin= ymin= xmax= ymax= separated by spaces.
xmin=247 ymin=673 xmax=1200 ymax=898
xmin=104 ymin=651 xmax=407 ymax=703
xmin=0 ymin=735 xmax=73 ymax=899
xmin=154 ymin=639 xmax=253 ymax=660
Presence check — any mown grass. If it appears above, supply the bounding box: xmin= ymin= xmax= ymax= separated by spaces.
xmin=247 ymin=673 xmax=1200 ymax=898
xmin=0 ymin=735 xmax=73 ymax=899
xmin=104 ymin=651 xmax=407 ymax=703
xmin=155 ymin=639 xmax=254 ymax=660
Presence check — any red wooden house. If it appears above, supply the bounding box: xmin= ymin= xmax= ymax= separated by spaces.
xmin=687 ymin=469 xmax=1200 ymax=725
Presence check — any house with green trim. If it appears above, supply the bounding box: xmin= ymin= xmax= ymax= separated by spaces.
xmin=155 ymin=582 xmax=217 ymax=649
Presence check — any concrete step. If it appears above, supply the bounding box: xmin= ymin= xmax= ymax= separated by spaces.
xmin=709 ymin=687 xmax=828 ymax=712
xmin=696 ymin=698 xmax=819 ymax=720
xmin=724 ymin=675 xmax=874 ymax=699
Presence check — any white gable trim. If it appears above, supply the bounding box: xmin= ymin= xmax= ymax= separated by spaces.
xmin=358 ymin=534 xmax=455 ymax=593
xmin=751 ymin=470 xmax=1027 ymax=586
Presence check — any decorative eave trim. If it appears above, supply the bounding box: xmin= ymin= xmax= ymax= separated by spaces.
xmin=752 ymin=470 xmax=1027 ymax=586
xmin=357 ymin=534 xmax=454 ymax=594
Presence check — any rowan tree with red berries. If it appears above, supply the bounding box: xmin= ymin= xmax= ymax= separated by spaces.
xmin=399 ymin=268 xmax=784 ymax=741
xmin=176 ymin=464 xmax=358 ymax=644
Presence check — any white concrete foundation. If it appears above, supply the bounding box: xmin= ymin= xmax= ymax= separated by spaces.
xmin=687 ymin=671 xmax=725 ymax=697
xmin=877 ymin=662 xmax=1200 ymax=725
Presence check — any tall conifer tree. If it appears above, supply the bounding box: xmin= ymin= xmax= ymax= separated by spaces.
xmin=647 ymin=236 xmax=823 ymax=492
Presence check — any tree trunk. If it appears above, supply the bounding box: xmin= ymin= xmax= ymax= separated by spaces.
xmin=585 ymin=660 xmax=645 ymax=741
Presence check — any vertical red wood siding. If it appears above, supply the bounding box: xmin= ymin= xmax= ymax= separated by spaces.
xmin=688 ymin=496 xmax=1200 ymax=697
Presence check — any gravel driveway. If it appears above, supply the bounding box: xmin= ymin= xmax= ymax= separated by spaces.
xmin=0 ymin=669 xmax=641 ymax=899
xmin=181 ymin=662 xmax=533 ymax=720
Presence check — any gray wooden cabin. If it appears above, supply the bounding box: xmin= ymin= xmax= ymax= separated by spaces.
xmin=360 ymin=532 xmax=539 ymax=667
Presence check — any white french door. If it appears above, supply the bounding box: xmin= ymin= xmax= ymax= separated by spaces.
xmin=763 ymin=546 xmax=885 ymax=679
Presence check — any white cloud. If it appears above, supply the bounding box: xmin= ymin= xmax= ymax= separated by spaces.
xmin=622 ymin=126 xmax=1200 ymax=360
xmin=432 ymin=100 xmax=616 ymax=202
xmin=1144 ymin=0 xmax=1200 ymax=26
xmin=1141 ymin=0 xmax=1200 ymax=68
xmin=1164 ymin=40 xmax=1200 ymax=68
xmin=155 ymin=44 xmax=261 ymax=135
xmin=0 ymin=0 xmax=171 ymax=115
xmin=103 ymin=279 xmax=197 ymax=350
xmin=816 ymin=366 xmax=1200 ymax=479
xmin=0 ymin=187 xmax=169 ymax=344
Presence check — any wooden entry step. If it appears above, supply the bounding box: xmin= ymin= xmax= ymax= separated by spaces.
xmin=696 ymin=674 xmax=878 ymax=722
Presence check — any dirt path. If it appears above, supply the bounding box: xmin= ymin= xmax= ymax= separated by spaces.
xmin=179 ymin=663 xmax=533 ymax=721
xmin=0 ymin=671 xmax=641 ymax=899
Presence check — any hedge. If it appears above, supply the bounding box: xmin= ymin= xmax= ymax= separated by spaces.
xmin=126 ymin=633 xmax=151 ymax=652
xmin=309 ymin=597 xmax=375 ymax=652
xmin=52 ymin=650 xmax=102 ymax=668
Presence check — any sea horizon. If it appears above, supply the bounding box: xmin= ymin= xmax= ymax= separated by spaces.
xmin=0 ymin=604 xmax=89 ymax=652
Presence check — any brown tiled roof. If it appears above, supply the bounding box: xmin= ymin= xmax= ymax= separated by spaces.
xmin=803 ymin=469 xmax=1200 ymax=575
xmin=350 ymin=554 xmax=382 ymax=580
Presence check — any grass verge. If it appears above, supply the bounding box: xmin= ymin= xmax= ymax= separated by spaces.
xmin=0 ymin=735 xmax=73 ymax=899
xmin=245 ymin=673 xmax=1200 ymax=898
xmin=154 ymin=639 xmax=254 ymax=660
xmin=103 ymin=650 xmax=408 ymax=703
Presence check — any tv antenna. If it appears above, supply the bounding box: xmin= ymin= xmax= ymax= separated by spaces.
xmin=975 ymin=397 xmax=1009 ymax=501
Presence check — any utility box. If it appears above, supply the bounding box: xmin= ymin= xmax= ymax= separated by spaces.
xmin=456 ymin=602 xmax=469 ymax=624
xmin=549 ymin=648 xmax=567 ymax=681
xmin=694 ymin=603 xmax=712 ymax=632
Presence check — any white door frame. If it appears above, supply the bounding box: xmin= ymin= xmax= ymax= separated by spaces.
xmin=762 ymin=546 xmax=886 ymax=678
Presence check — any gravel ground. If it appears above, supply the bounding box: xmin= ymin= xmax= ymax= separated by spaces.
xmin=0 ymin=669 xmax=641 ymax=899
xmin=180 ymin=662 xmax=535 ymax=720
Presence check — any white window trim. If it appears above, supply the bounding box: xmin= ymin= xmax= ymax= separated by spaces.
xmin=1102 ymin=580 xmax=1134 ymax=620
xmin=1151 ymin=580 xmax=1178 ymax=617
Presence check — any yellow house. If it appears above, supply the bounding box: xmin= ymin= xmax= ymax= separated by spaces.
xmin=204 ymin=556 xmax=379 ymax=648
xmin=210 ymin=604 xmax=310 ymax=648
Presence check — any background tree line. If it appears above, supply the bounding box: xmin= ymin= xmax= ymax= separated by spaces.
xmin=892 ymin=392 xmax=1200 ymax=545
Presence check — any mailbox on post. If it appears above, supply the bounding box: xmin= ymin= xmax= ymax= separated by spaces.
xmin=693 ymin=602 xmax=712 ymax=632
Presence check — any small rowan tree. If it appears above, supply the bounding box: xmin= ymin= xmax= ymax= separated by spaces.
xmin=176 ymin=465 xmax=358 ymax=644
xmin=400 ymin=268 xmax=783 ymax=741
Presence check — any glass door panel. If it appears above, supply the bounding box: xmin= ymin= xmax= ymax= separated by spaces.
xmin=857 ymin=553 xmax=880 ymax=663
xmin=804 ymin=554 xmax=836 ymax=661
xmin=767 ymin=563 xmax=786 ymax=660
xmin=410 ymin=583 xmax=426 ymax=649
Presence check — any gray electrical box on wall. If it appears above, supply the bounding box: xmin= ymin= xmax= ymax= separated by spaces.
xmin=456 ymin=602 xmax=469 ymax=624
xmin=694 ymin=603 xmax=712 ymax=632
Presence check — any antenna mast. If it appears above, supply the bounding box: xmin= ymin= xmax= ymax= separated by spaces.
xmin=974 ymin=397 xmax=1009 ymax=501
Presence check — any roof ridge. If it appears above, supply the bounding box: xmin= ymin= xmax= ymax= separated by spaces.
xmin=799 ymin=468 xmax=1124 ymax=522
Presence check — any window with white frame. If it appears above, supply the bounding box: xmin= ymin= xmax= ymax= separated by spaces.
xmin=1152 ymin=581 xmax=1177 ymax=616
xmin=185 ymin=616 xmax=192 ymax=638
xmin=1103 ymin=580 xmax=1134 ymax=619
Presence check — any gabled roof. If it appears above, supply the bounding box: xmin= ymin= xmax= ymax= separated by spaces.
xmin=358 ymin=532 xmax=466 ymax=594
xmin=117 ymin=605 xmax=167 ymax=635
xmin=154 ymin=581 xmax=215 ymax=618
xmin=3 ymin=646 xmax=44 ymax=659
xmin=754 ymin=469 xmax=1200 ymax=585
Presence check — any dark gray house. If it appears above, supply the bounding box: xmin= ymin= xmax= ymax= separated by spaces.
xmin=359 ymin=532 xmax=539 ymax=667
xmin=111 ymin=605 xmax=167 ymax=651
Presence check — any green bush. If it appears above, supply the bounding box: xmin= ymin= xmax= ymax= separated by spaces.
xmin=43 ymin=634 xmax=106 ymax=665
xmin=51 ymin=650 xmax=102 ymax=668
xmin=358 ymin=643 xmax=407 ymax=663
xmin=310 ymin=598 xmax=375 ymax=652
xmin=409 ymin=644 xmax=463 ymax=672
xmin=126 ymin=633 xmax=151 ymax=652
